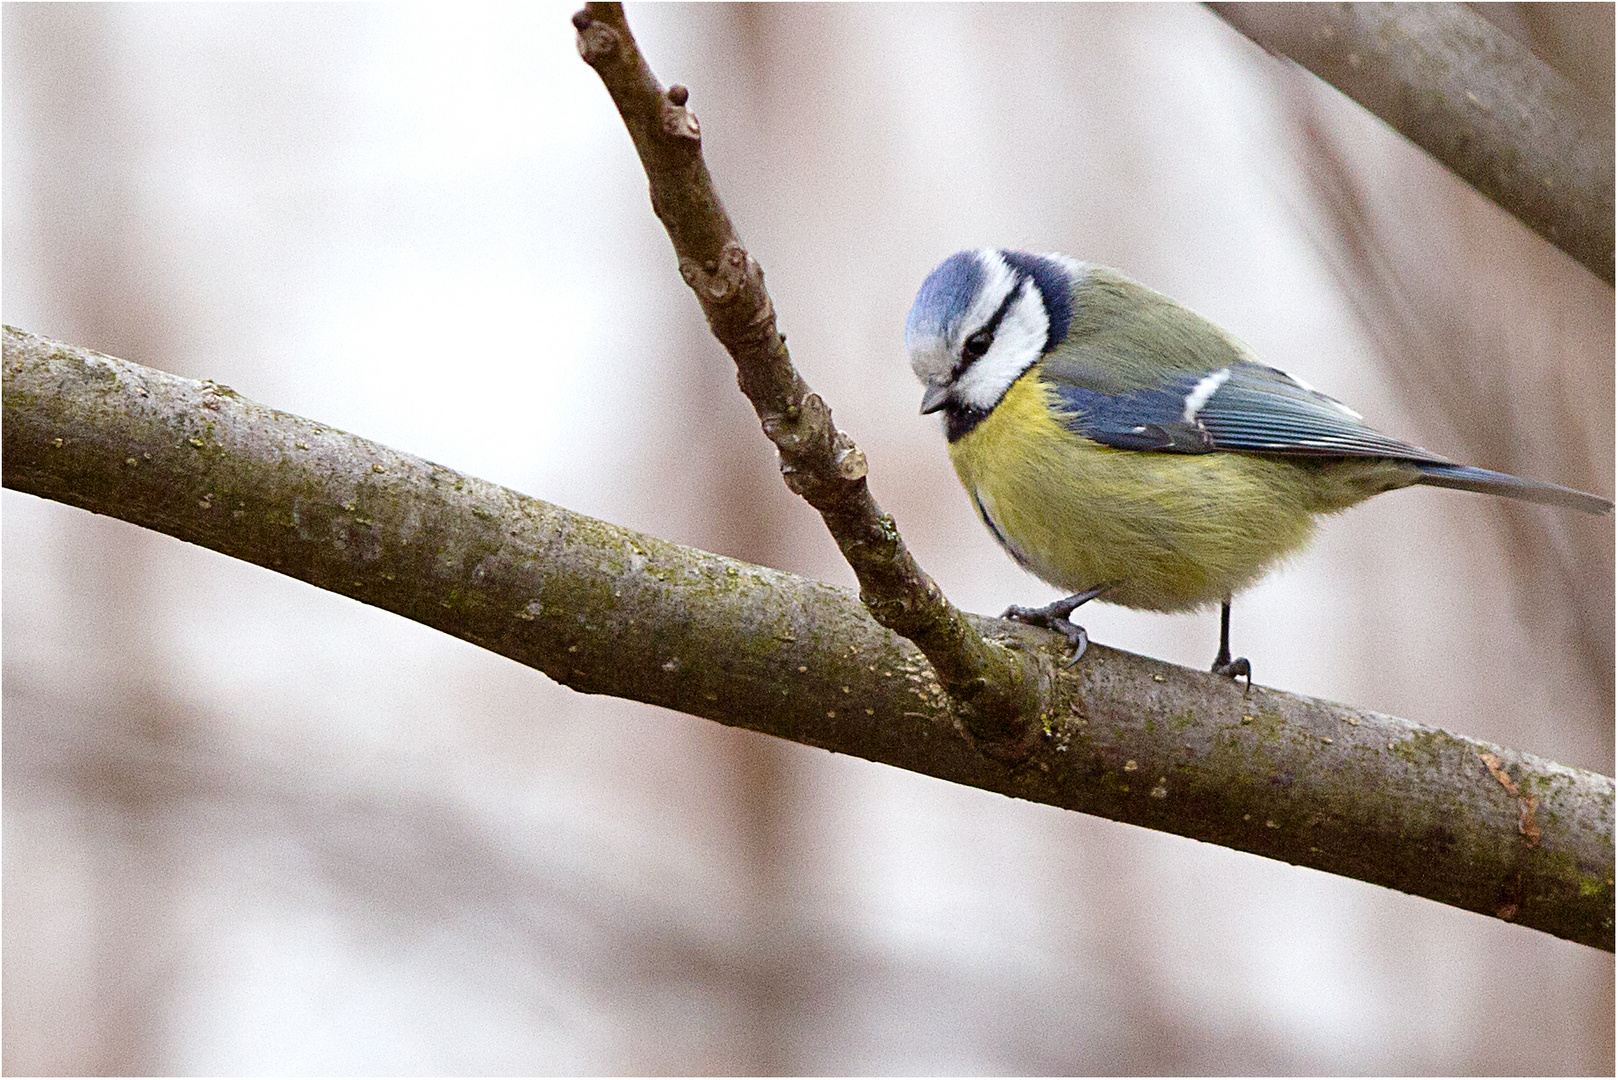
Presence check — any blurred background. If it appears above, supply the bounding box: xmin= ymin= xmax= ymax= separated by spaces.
xmin=3 ymin=3 xmax=1611 ymax=1073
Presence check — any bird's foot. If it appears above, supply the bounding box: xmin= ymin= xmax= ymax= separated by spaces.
xmin=1002 ymin=584 xmax=1111 ymax=667
xmin=1212 ymin=651 xmax=1252 ymax=691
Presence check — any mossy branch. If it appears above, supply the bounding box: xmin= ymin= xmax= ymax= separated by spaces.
xmin=1207 ymin=2 xmax=1615 ymax=285
xmin=4 ymin=325 xmax=1612 ymax=951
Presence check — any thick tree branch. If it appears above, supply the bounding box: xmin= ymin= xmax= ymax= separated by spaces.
xmin=1207 ymin=2 xmax=1615 ymax=285
xmin=570 ymin=2 xmax=1046 ymax=754
xmin=5 ymin=325 xmax=1613 ymax=951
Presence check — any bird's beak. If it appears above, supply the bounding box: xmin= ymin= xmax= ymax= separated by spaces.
xmin=920 ymin=384 xmax=951 ymax=415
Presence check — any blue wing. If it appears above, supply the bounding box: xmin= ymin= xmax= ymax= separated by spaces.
xmin=1047 ymin=359 xmax=1441 ymax=463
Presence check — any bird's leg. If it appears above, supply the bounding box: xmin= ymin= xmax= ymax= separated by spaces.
xmin=1211 ymin=596 xmax=1251 ymax=689
xmin=1003 ymin=583 xmax=1111 ymax=667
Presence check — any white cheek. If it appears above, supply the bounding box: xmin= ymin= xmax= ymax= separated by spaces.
xmin=955 ymin=281 xmax=1049 ymax=411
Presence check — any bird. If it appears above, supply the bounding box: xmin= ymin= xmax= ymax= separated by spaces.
xmin=904 ymin=248 xmax=1613 ymax=685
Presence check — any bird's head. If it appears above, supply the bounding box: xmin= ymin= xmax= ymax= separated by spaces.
xmin=905 ymin=248 xmax=1080 ymax=422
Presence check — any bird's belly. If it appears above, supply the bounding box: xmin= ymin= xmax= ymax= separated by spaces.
xmin=947 ymin=374 xmax=1323 ymax=612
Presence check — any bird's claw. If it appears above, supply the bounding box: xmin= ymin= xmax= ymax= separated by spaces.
xmin=1212 ymin=654 xmax=1252 ymax=692
xmin=1002 ymin=584 xmax=1110 ymax=667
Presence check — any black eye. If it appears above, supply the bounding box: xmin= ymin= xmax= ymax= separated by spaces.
xmin=963 ymin=329 xmax=992 ymax=359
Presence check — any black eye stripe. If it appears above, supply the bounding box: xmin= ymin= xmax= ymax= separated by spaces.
xmin=977 ymin=274 xmax=1025 ymax=343
xmin=953 ymin=272 xmax=1027 ymax=377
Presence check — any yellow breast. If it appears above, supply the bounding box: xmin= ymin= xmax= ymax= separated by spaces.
xmin=946 ymin=368 xmax=1384 ymax=612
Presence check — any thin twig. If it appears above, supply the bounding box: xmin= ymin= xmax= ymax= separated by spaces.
xmin=570 ymin=1 xmax=1047 ymax=754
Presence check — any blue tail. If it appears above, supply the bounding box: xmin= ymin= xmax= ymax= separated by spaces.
xmin=1414 ymin=462 xmax=1613 ymax=515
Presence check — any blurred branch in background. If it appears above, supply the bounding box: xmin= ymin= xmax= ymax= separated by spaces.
xmin=0 ymin=9 xmax=202 ymax=1070
xmin=5 ymin=326 xmax=1614 ymax=950
xmin=1207 ymin=2 xmax=1615 ymax=285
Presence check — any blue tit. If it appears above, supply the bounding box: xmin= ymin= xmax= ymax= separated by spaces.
xmin=905 ymin=248 xmax=1614 ymax=683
